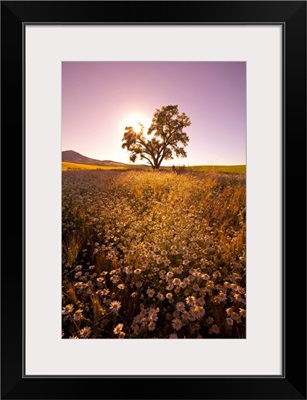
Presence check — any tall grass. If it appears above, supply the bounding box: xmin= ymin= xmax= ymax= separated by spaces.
xmin=62 ymin=170 xmax=246 ymax=339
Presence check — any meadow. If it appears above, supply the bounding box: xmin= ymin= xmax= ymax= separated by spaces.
xmin=185 ymin=165 xmax=246 ymax=174
xmin=62 ymin=161 xmax=246 ymax=174
xmin=62 ymin=161 xmax=127 ymax=171
xmin=62 ymin=169 xmax=246 ymax=339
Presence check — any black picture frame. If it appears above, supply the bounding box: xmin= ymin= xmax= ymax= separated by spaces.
xmin=1 ymin=1 xmax=306 ymax=399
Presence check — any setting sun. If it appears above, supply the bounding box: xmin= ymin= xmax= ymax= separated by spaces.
xmin=121 ymin=113 xmax=152 ymax=133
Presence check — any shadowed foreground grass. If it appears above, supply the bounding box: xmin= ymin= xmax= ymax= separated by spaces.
xmin=62 ymin=170 xmax=246 ymax=339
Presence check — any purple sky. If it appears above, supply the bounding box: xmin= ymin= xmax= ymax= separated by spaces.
xmin=62 ymin=62 xmax=246 ymax=166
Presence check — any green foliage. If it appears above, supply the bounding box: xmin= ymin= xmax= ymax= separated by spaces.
xmin=122 ymin=105 xmax=191 ymax=169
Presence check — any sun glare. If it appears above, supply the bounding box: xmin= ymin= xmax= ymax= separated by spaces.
xmin=122 ymin=113 xmax=151 ymax=133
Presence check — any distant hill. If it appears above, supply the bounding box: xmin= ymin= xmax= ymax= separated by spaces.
xmin=62 ymin=150 xmax=127 ymax=166
xmin=62 ymin=151 xmax=245 ymax=174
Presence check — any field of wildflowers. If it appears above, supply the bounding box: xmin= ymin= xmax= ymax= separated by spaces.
xmin=62 ymin=170 xmax=246 ymax=339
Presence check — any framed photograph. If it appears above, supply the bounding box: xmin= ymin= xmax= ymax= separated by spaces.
xmin=1 ymin=1 xmax=306 ymax=399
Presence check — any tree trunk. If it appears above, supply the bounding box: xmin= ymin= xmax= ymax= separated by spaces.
xmin=153 ymin=158 xmax=160 ymax=170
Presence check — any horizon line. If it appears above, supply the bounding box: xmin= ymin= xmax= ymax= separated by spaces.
xmin=62 ymin=150 xmax=246 ymax=167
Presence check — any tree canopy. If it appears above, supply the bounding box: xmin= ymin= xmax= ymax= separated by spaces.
xmin=121 ymin=105 xmax=191 ymax=170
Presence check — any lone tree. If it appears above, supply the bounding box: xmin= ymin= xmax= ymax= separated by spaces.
xmin=122 ymin=105 xmax=191 ymax=170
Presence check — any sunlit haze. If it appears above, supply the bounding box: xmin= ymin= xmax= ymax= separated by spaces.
xmin=62 ymin=62 xmax=246 ymax=166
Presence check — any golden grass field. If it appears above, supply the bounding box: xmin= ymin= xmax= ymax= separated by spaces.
xmin=62 ymin=161 xmax=246 ymax=174
xmin=62 ymin=161 xmax=127 ymax=171
xmin=62 ymin=170 xmax=246 ymax=339
xmin=186 ymin=165 xmax=246 ymax=174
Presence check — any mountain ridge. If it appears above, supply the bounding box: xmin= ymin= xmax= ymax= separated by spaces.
xmin=62 ymin=150 xmax=127 ymax=166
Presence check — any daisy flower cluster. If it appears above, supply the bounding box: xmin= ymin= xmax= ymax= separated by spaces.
xmin=62 ymin=170 xmax=246 ymax=339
